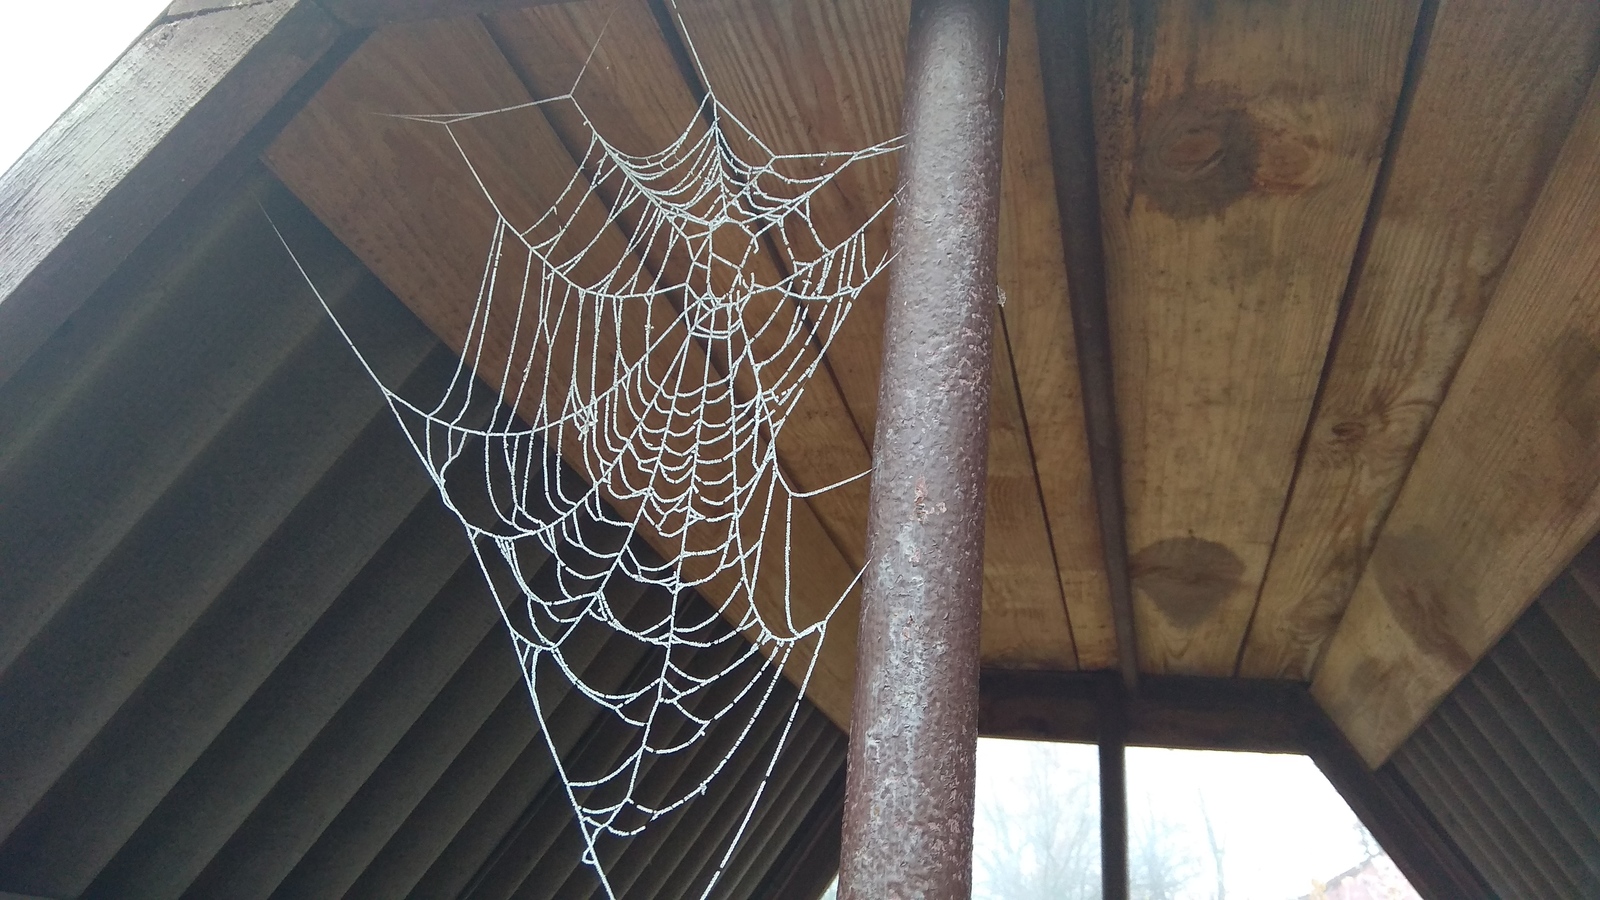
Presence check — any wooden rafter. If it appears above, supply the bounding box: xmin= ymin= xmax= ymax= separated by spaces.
xmin=1034 ymin=0 xmax=1139 ymax=689
xmin=1243 ymin=0 xmax=1600 ymax=682
xmin=1315 ymin=64 xmax=1600 ymax=765
xmin=0 ymin=0 xmax=349 ymax=387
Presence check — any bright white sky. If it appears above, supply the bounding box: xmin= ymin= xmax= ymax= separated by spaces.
xmin=976 ymin=738 xmax=1390 ymax=900
xmin=0 ymin=1 xmax=175 ymax=175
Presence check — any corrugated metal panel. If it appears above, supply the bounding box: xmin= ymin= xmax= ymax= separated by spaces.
xmin=1385 ymin=545 xmax=1600 ymax=900
xmin=0 ymin=164 xmax=845 ymax=900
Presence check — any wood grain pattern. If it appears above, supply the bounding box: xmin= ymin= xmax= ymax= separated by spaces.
xmin=670 ymin=0 xmax=1085 ymax=669
xmin=317 ymin=0 xmax=566 ymax=27
xmin=0 ymin=0 xmax=342 ymax=387
xmin=666 ymin=0 xmax=904 ymax=437
xmin=1313 ymin=71 xmax=1600 ymax=767
xmin=266 ymin=18 xmax=859 ymax=727
xmin=482 ymin=0 xmax=873 ymax=574
xmin=997 ymin=0 xmax=1114 ymax=670
xmin=1091 ymin=0 xmax=1419 ymax=674
xmin=1241 ymin=0 xmax=1600 ymax=680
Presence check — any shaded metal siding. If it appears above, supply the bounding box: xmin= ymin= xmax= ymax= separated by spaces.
xmin=1385 ymin=545 xmax=1600 ymax=900
xmin=0 ymin=165 xmax=844 ymax=900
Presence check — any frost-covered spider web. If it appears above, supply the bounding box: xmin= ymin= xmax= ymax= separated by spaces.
xmin=280 ymin=7 xmax=899 ymax=898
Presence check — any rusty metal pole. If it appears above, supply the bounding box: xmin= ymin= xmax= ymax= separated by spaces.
xmin=835 ymin=0 xmax=1007 ymax=896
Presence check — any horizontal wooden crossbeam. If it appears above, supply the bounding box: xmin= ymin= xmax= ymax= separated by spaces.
xmin=978 ymin=669 xmax=1494 ymax=900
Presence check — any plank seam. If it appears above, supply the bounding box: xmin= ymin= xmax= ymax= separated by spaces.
xmin=997 ymin=307 xmax=1082 ymax=668
xmin=475 ymin=11 xmax=866 ymax=574
xmin=1034 ymin=0 xmax=1138 ymax=688
xmin=643 ymin=0 xmax=880 ymax=461
xmin=1232 ymin=0 xmax=1443 ymax=680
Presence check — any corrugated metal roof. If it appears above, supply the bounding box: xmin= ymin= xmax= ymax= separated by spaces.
xmin=0 ymin=163 xmax=844 ymax=900
xmin=1384 ymin=540 xmax=1600 ymax=899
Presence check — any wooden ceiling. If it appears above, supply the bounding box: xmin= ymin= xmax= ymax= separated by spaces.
xmin=265 ymin=0 xmax=1600 ymax=767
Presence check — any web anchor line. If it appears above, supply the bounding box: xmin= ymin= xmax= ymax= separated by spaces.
xmin=284 ymin=12 xmax=900 ymax=898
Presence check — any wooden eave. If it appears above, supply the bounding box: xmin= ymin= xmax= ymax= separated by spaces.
xmin=4 ymin=0 xmax=1599 ymax=795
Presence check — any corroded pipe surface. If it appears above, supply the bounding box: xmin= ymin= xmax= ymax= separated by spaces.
xmin=836 ymin=0 xmax=1007 ymax=895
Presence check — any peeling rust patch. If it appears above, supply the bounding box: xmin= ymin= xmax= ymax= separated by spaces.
xmin=1131 ymin=536 xmax=1244 ymax=629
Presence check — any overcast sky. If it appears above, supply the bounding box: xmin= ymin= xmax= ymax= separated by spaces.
xmin=977 ymin=739 xmax=1390 ymax=900
xmin=0 ymin=1 xmax=174 ymax=175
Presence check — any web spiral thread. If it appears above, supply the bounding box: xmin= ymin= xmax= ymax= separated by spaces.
xmin=279 ymin=8 xmax=899 ymax=898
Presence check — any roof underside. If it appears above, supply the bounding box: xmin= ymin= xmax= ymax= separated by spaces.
xmin=1384 ymin=538 xmax=1600 ymax=899
xmin=255 ymin=0 xmax=1600 ymax=767
xmin=2 ymin=0 xmax=1600 ymax=897
xmin=0 ymin=168 xmax=844 ymax=900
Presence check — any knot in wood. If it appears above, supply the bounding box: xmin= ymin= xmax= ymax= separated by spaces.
xmin=1136 ymin=94 xmax=1259 ymax=219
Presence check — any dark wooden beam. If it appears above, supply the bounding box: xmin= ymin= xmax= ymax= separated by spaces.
xmin=0 ymin=0 xmax=350 ymax=389
xmin=161 ymin=0 xmax=571 ymax=26
xmin=1097 ymin=678 xmax=1129 ymax=900
xmin=1034 ymin=0 xmax=1140 ymax=690
xmin=979 ymin=670 xmax=1309 ymax=753
xmin=315 ymin=0 xmax=567 ymax=28
xmin=1302 ymin=712 xmax=1498 ymax=900
xmin=980 ymin=669 xmax=1494 ymax=900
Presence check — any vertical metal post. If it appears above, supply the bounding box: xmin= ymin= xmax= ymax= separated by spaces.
xmin=835 ymin=0 xmax=1007 ymax=896
xmin=1099 ymin=678 xmax=1130 ymax=900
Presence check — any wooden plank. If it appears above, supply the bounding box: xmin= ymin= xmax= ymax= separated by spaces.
xmin=317 ymin=0 xmax=567 ymax=27
xmin=481 ymin=0 xmax=873 ymax=573
xmin=977 ymin=669 xmax=1310 ymax=753
xmin=1242 ymin=0 xmax=1600 ymax=679
xmin=1091 ymin=0 xmax=1419 ymax=673
xmin=0 ymin=0 xmax=344 ymax=388
xmin=669 ymin=0 xmax=1083 ymax=669
xmin=265 ymin=18 xmax=859 ymax=727
xmin=1313 ymin=72 xmax=1600 ymax=766
xmin=997 ymin=0 xmax=1115 ymax=671
xmin=1033 ymin=0 xmax=1138 ymax=680
xmin=664 ymin=0 xmax=904 ymax=436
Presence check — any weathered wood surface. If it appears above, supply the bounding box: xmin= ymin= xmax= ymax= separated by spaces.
xmin=319 ymin=0 xmax=564 ymax=27
xmin=997 ymin=0 xmax=1115 ymax=670
xmin=1313 ymin=71 xmax=1600 ymax=766
xmin=493 ymin=0 xmax=1099 ymax=670
xmin=665 ymin=0 xmax=904 ymax=437
xmin=482 ymin=0 xmax=873 ymax=574
xmin=978 ymin=669 xmax=1310 ymax=753
xmin=1091 ymin=0 xmax=1419 ymax=673
xmin=265 ymin=18 xmax=860 ymax=727
xmin=1241 ymin=0 xmax=1600 ymax=680
xmin=0 ymin=0 xmax=342 ymax=387
xmin=669 ymin=0 xmax=1092 ymax=669
xmin=162 ymin=0 xmax=565 ymax=22
xmin=1033 ymin=0 xmax=1138 ymax=680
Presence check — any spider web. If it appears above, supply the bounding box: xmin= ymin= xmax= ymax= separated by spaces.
xmin=281 ymin=7 xmax=899 ymax=898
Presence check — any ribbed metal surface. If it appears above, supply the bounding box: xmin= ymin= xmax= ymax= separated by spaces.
xmin=0 ymin=165 xmax=845 ymax=900
xmin=1385 ymin=542 xmax=1600 ymax=900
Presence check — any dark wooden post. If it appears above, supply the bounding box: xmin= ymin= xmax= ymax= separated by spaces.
xmin=834 ymin=0 xmax=1008 ymax=896
xmin=1098 ymin=678 xmax=1130 ymax=900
